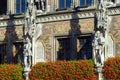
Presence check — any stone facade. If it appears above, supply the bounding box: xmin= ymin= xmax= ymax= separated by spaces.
xmin=0 ymin=0 xmax=120 ymax=64
xmin=110 ymin=15 xmax=120 ymax=56
xmin=0 ymin=26 xmax=23 ymax=42
xmin=38 ymin=18 xmax=94 ymax=61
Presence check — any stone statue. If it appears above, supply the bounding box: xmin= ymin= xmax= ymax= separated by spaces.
xmin=96 ymin=0 xmax=115 ymax=30
xmin=35 ymin=0 xmax=45 ymax=11
xmin=41 ymin=0 xmax=45 ymax=10
xmin=23 ymin=0 xmax=37 ymax=79
xmin=23 ymin=37 xmax=32 ymax=71
xmin=93 ymin=1 xmax=114 ymax=67
xmin=97 ymin=1 xmax=108 ymax=29
xmin=93 ymin=1 xmax=116 ymax=79
xmin=93 ymin=31 xmax=105 ymax=67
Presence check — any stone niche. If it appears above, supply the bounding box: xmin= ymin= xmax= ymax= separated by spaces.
xmin=106 ymin=35 xmax=114 ymax=59
xmin=110 ymin=15 xmax=120 ymax=56
xmin=35 ymin=40 xmax=45 ymax=63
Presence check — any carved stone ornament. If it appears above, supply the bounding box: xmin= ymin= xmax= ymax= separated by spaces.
xmin=23 ymin=0 xmax=37 ymax=80
xmin=93 ymin=0 xmax=115 ymax=67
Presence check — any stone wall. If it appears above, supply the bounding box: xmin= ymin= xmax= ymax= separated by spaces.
xmin=0 ymin=17 xmax=94 ymax=61
xmin=0 ymin=26 xmax=23 ymax=42
xmin=38 ymin=18 xmax=94 ymax=61
xmin=110 ymin=15 xmax=120 ymax=56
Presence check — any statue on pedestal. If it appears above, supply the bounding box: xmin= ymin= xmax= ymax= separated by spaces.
xmin=93 ymin=31 xmax=105 ymax=67
xmin=23 ymin=37 xmax=32 ymax=71
xmin=93 ymin=1 xmax=116 ymax=79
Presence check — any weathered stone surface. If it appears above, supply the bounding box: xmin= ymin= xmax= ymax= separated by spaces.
xmin=35 ymin=41 xmax=45 ymax=62
xmin=111 ymin=15 xmax=120 ymax=30
xmin=0 ymin=17 xmax=94 ymax=61
xmin=0 ymin=26 xmax=23 ymax=41
xmin=38 ymin=18 xmax=94 ymax=61
xmin=110 ymin=15 xmax=120 ymax=56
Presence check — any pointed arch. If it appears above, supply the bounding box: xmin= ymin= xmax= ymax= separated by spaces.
xmin=35 ymin=40 xmax=45 ymax=63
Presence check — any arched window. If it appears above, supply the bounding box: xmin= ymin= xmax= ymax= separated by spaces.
xmin=35 ymin=41 xmax=45 ymax=63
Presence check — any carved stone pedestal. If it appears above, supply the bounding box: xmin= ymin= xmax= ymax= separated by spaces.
xmin=24 ymin=68 xmax=31 ymax=80
xmin=96 ymin=66 xmax=104 ymax=80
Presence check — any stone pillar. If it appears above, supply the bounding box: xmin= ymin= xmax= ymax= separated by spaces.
xmin=49 ymin=0 xmax=56 ymax=11
xmin=23 ymin=0 xmax=40 ymax=79
xmin=71 ymin=0 xmax=74 ymax=8
xmin=7 ymin=0 xmax=10 ymax=13
xmin=7 ymin=0 xmax=15 ymax=14
xmin=46 ymin=0 xmax=50 ymax=12
xmin=115 ymin=0 xmax=120 ymax=3
xmin=96 ymin=67 xmax=104 ymax=80
xmin=11 ymin=0 xmax=15 ymax=14
xmin=32 ymin=37 xmax=35 ymax=64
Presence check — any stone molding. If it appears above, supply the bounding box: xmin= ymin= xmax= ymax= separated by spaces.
xmin=0 ymin=7 xmax=120 ymax=27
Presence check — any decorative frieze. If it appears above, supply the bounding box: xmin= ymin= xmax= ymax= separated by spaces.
xmin=0 ymin=6 xmax=120 ymax=27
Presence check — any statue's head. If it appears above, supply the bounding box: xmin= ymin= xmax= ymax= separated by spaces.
xmin=95 ymin=31 xmax=101 ymax=37
xmin=26 ymin=37 xmax=30 ymax=42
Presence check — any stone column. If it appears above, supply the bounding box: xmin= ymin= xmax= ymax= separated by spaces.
xmin=32 ymin=37 xmax=35 ymax=64
xmin=115 ymin=0 xmax=120 ymax=3
xmin=46 ymin=0 xmax=51 ymax=12
xmin=23 ymin=0 xmax=36 ymax=79
xmin=48 ymin=0 xmax=55 ymax=11
xmin=75 ymin=0 xmax=79 ymax=7
xmin=7 ymin=0 xmax=15 ymax=14
xmin=7 ymin=0 xmax=10 ymax=13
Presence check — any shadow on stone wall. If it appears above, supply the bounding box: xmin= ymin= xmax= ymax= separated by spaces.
xmin=69 ymin=12 xmax=81 ymax=60
xmin=4 ymin=14 xmax=18 ymax=63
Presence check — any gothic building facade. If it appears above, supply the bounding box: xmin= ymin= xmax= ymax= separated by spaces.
xmin=0 ymin=0 xmax=120 ymax=64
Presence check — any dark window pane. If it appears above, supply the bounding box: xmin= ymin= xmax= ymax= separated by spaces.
xmin=13 ymin=43 xmax=23 ymax=64
xmin=80 ymin=0 xmax=85 ymax=6
xmin=60 ymin=0 xmax=65 ymax=9
xmin=57 ymin=38 xmax=70 ymax=60
xmin=16 ymin=0 xmax=20 ymax=13
xmin=22 ymin=0 xmax=26 ymax=12
xmin=111 ymin=0 xmax=115 ymax=3
xmin=77 ymin=36 xmax=92 ymax=60
xmin=87 ymin=0 xmax=92 ymax=5
xmin=57 ymin=36 xmax=92 ymax=61
xmin=66 ymin=0 xmax=71 ymax=8
xmin=0 ymin=0 xmax=7 ymax=15
xmin=0 ymin=44 xmax=6 ymax=64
